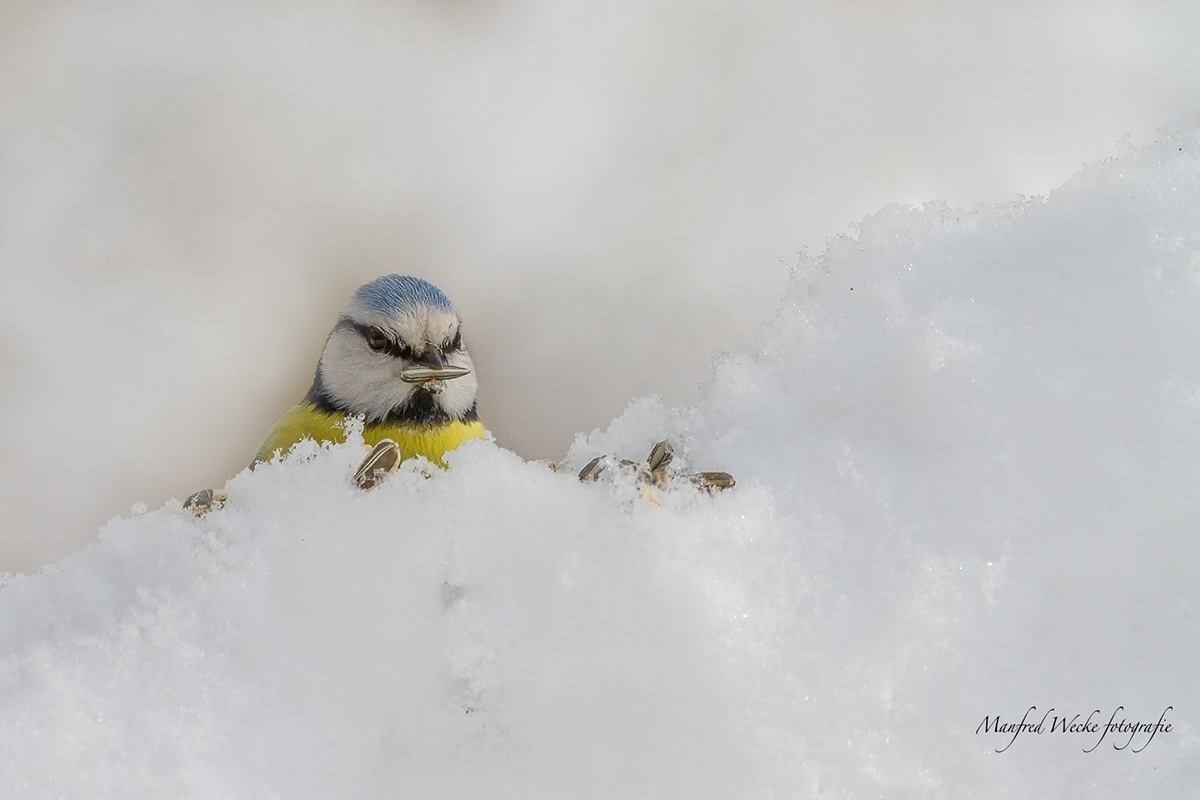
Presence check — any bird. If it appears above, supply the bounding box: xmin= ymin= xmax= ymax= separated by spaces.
xmin=184 ymin=273 xmax=734 ymax=515
xmin=253 ymin=274 xmax=485 ymax=485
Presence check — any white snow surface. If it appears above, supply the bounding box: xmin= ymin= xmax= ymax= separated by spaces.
xmin=0 ymin=123 xmax=1196 ymax=797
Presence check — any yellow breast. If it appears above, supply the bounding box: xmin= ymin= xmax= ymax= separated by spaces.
xmin=254 ymin=403 xmax=486 ymax=466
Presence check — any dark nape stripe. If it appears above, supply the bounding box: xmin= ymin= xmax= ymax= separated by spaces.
xmin=304 ymin=367 xmax=343 ymax=414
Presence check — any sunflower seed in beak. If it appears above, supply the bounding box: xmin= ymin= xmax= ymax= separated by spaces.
xmin=399 ymin=365 xmax=471 ymax=383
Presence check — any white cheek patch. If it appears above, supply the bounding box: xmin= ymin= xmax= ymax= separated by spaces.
xmin=320 ymin=328 xmax=415 ymax=419
xmin=433 ymin=350 xmax=479 ymax=418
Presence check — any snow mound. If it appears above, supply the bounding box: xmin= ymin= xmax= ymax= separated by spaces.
xmin=1 ymin=121 xmax=1196 ymax=797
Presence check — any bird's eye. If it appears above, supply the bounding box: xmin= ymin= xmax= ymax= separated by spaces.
xmin=365 ymin=329 xmax=390 ymax=352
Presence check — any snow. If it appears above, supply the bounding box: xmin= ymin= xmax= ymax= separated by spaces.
xmin=0 ymin=122 xmax=1196 ymax=797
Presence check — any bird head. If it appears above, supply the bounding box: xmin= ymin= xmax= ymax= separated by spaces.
xmin=308 ymin=275 xmax=479 ymax=424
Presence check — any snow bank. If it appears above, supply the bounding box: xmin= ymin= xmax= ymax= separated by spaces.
xmin=1 ymin=122 xmax=1196 ymax=797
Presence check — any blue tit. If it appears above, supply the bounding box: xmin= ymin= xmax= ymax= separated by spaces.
xmin=254 ymin=274 xmax=486 ymax=469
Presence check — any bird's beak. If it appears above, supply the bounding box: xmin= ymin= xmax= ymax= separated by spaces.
xmin=415 ymin=346 xmax=444 ymax=370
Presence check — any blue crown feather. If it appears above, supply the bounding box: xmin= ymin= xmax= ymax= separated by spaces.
xmin=353 ymin=275 xmax=454 ymax=315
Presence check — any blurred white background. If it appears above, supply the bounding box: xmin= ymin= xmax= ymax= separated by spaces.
xmin=0 ymin=0 xmax=1196 ymax=574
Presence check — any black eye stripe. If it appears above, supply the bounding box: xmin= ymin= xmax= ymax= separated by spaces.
xmin=342 ymin=320 xmax=462 ymax=359
xmin=349 ymin=323 xmax=412 ymax=359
